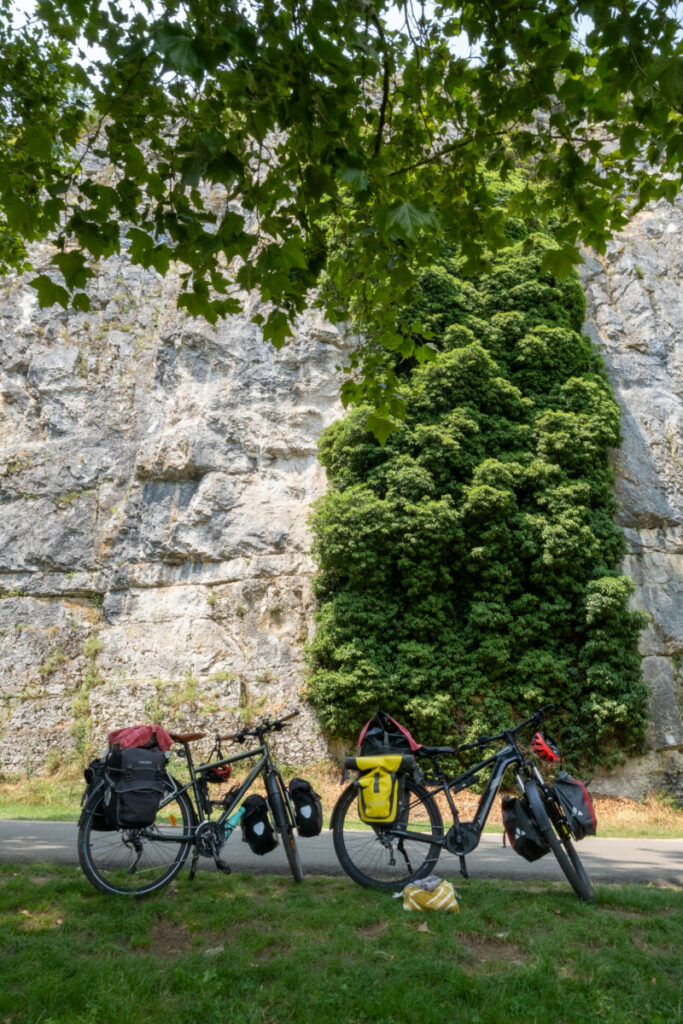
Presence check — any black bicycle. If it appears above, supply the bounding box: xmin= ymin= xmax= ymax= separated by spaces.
xmin=331 ymin=705 xmax=594 ymax=901
xmin=78 ymin=711 xmax=303 ymax=896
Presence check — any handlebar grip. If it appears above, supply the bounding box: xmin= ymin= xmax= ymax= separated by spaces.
xmin=218 ymin=708 xmax=298 ymax=740
xmin=458 ymin=738 xmax=488 ymax=752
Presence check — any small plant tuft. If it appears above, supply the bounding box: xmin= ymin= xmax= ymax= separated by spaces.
xmin=38 ymin=647 xmax=67 ymax=678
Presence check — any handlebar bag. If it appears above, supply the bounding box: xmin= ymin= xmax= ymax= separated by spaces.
xmin=552 ymin=772 xmax=597 ymax=840
xmin=102 ymin=746 xmax=168 ymax=829
xmin=501 ymin=795 xmax=550 ymax=862
xmin=346 ymin=754 xmax=416 ymax=825
xmin=241 ymin=794 xmax=277 ymax=855
xmin=288 ymin=778 xmax=323 ymax=837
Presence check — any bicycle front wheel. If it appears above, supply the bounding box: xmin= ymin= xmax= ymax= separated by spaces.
xmin=78 ymin=779 xmax=194 ymax=896
xmin=266 ymin=772 xmax=303 ymax=883
xmin=525 ymin=779 xmax=594 ymax=902
xmin=332 ymin=779 xmax=444 ymax=891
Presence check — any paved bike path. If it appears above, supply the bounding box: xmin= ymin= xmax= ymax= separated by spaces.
xmin=0 ymin=820 xmax=681 ymax=886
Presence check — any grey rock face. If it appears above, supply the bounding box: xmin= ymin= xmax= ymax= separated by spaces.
xmin=580 ymin=195 xmax=683 ymax=800
xmin=0 ymin=248 xmax=350 ymax=771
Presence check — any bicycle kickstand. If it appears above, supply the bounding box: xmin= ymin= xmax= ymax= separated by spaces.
xmin=459 ymin=855 xmax=469 ymax=879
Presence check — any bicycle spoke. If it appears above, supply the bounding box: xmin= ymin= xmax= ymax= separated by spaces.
xmin=78 ymin=783 xmax=193 ymax=896
xmin=332 ymin=780 xmax=443 ymax=890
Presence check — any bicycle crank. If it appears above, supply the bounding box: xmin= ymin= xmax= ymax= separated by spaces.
xmin=195 ymin=820 xmax=225 ymax=858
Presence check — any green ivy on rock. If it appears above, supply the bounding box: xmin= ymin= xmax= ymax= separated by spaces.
xmin=305 ymin=238 xmax=649 ymax=773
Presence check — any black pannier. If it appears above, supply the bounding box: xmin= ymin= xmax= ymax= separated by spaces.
xmin=241 ymin=794 xmax=277 ymax=855
xmin=81 ymin=755 xmax=115 ymax=831
xmin=102 ymin=746 xmax=168 ymax=829
xmin=288 ymin=778 xmax=323 ymax=837
xmin=553 ymin=771 xmax=597 ymax=840
xmin=502 ymin=794 xmax=550 ymax=862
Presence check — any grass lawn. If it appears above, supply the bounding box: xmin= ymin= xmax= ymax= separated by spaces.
xmin=0 ymin=865 xmax=681 ymax=1024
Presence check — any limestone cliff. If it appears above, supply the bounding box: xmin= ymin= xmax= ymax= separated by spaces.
xmin=0 ymin=199 xmax=681 ymax=795
xmin=0 ymin=248 xmax=349 ymax=768
xmin=580 ymin=195 xmax=683 ymax=799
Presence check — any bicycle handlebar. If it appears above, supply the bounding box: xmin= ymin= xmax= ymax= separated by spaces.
xmin=218 ymin=709 xmax=299 ymax=744
xmin=456 ymin=704 xmax=556 ymax=754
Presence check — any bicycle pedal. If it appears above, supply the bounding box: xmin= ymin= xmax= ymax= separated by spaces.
xmin=214 ymin=858 xmax=232 ymax=875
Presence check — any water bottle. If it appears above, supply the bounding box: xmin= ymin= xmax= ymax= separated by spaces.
xmin=224 ymin=804 xmax=245 ymax=839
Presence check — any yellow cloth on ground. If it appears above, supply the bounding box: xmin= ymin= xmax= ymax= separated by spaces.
xmin=402 ymin=879 xmax=460 ymax=913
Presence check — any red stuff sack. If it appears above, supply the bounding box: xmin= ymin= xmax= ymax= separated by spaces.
xmin=107 ymin=723 xmax=174 ymax=753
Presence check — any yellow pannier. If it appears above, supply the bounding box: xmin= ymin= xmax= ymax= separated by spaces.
xmin=345 ymin=754 xmax=417 ymax=825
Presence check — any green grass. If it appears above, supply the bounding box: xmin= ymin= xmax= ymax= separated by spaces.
xmin=0 ymin=773 xmax=84 ymax=822
xmin=0 ymin=865 xmax=681 ymax=1024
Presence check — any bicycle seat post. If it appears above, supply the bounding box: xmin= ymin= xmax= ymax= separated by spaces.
xmin=181 ymin=741 xmax=196 ymax=774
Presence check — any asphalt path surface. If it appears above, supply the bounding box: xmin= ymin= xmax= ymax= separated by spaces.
xmin=0 ymin=819 xmax=681 ymax=887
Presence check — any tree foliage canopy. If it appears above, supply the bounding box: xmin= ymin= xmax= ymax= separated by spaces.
xmin=305 ymin=232 xmax=649 ymax=772
xmin=1 ymin=0 xmax=682 ymax=431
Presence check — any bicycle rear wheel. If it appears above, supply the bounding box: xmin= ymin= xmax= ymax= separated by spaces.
xmin=78 ymin=778 xmax=194 ymax=896
xmin=524 ymin=779 xmax=593 ymax=902
xmin=266 ymin=771 xmax=303 ymax=883
xmin=332 ymin=779 xmax=444 ymax=891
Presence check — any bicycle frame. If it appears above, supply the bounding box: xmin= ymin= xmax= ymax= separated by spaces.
xmin=153 ymin=741 xmax=277 ymax=843
xmin=389 ymin=739 xmax=531 ymax=855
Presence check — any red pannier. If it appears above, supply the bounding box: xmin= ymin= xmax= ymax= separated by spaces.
xmin=357 ymin=710 xmax=422 ymax=755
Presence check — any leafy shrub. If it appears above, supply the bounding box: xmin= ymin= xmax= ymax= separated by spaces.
xmin=305 ymin=239 xmax=648 ymax=772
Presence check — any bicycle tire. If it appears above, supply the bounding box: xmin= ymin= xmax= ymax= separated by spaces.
xmin=266 ymin=772 xmax=303 ymax=883
xmin=78 ymin=777 xmax=194 ymax=896
xmin=524 ymin=779 xmax=594 ymax=902
xmin=332 ymin=778 xmax=444 ymax=891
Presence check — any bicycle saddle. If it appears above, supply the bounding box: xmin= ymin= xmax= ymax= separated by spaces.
xmin=169 ymin=731 xmax=206 ymax=743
